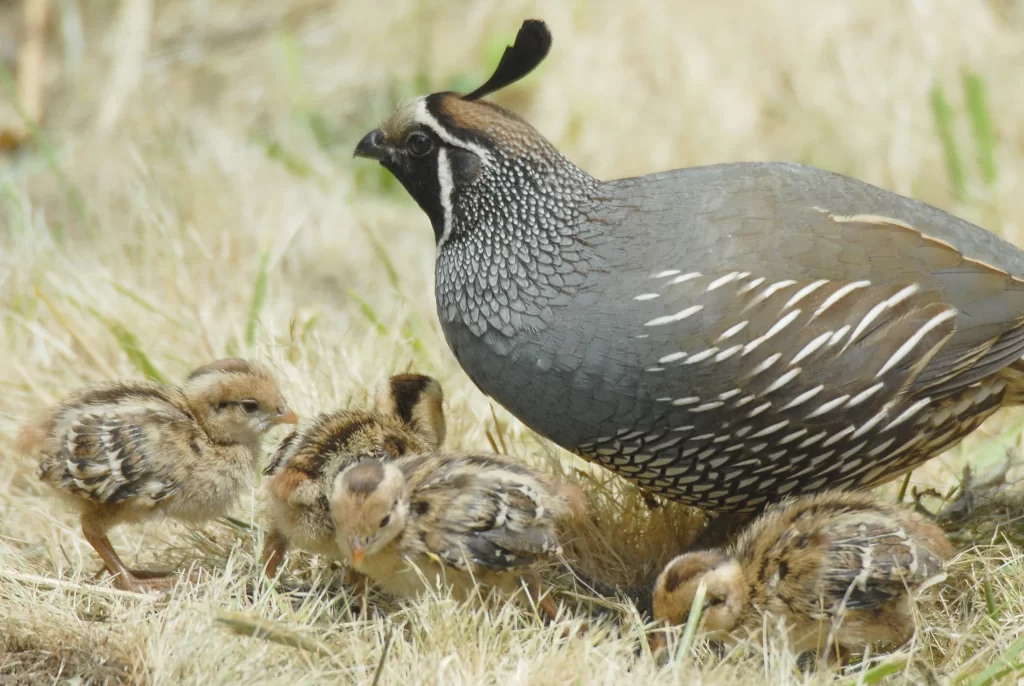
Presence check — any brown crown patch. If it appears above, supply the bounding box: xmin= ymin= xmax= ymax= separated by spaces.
xmin=186 ymin=358 xmax=255 ymax=381
xmin=661 ymin=551 xmax=728 ymax=594
xmin=437 ymin=95 xmax=534 ymax=138
xmin=387 ymin=374 xmax=433 ymax=424
xmin=343 ymin=460 xmax=386 ymax=495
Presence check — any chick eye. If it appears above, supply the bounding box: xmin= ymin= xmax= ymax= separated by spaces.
xmin=705 ymin=596 xmax=725 ymax=607
xmin=241 ymin=400 xmax=261 ymax=414
xmin=379 ymin=514 xmax=391 ymax=528
xmin=405 ymin=132 xmax=433 ymax=158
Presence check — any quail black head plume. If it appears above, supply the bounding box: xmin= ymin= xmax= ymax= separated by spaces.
xmin=355 ymin=20 xmax=1024 ymax=514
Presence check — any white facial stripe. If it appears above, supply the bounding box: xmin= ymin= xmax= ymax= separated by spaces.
xmin=436 ymin=148 xmax=455 ymax=250
xmin=411 ymin=98 xmax=492 ymax=164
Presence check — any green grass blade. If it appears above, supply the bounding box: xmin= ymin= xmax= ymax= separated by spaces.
xmin=963 ymin=71 xmax=997 ymax=186
xmin=108 ymin=320 xmax=168 ymax=383
xmin=843 ymin=657 xmax=908 ymax=686
xmin=349 ymin=291 xmax=389 ymax=337
xmin=673 ymin=579 xmax=706 ymax=664
xmin=246 ymin=249 xmax=271 ymax=348
xmin=954 ymin=635 xmax=1024 ymax=686
xmin=930 ymin=83 xmax=966 ymax=201
xmin=983 ymin=575 xmax=1001 ymax=620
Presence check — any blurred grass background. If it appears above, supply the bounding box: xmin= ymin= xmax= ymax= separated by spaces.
xmin=2 ymin=1 xmax=1024 ymax=683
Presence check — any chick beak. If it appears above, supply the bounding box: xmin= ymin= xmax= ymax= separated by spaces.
xmin=350 ymin=545 xmax=366 ymax=566
xmin=354 ymin=129 xmax=388 ymax=161
xmin=273 ymin=408 xmax=299 ymax=425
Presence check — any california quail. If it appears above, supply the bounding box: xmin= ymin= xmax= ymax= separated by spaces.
xmin=354 ymin=20 xmax=1024 ymax=513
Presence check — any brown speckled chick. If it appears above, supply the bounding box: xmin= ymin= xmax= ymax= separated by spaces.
xmin=261 ymin=373 xmax=446 ymax=578
xmin=652 ymin=490 xmax=953 ymax=658
xmin=329 ymin=450 xmax=585 ymax=620
xmin=18 ymin=359 xmax=296 ymax=592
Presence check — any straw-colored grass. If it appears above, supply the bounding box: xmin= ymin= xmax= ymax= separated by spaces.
xmin=3 ymin=1 xmax=1024 ymax=683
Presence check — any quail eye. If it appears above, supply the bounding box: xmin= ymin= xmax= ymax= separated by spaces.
xmin=241 ymin=400 xmax=261 ymax=414
xmin=405 ymin=132 xmax=433 ymax=158
xmin=379 ymin=514 xmax=391 ymax=528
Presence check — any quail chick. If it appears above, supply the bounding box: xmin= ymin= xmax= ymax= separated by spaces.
xmin=18 ymin=359 xmax=297 ymax=592
xmin=329 ymin=451 xmax=585 ymax=620
xmin=651 ymin=490 xmax=953 ymax=659
xmin=261 ymin=373 xmax=446 ymax=579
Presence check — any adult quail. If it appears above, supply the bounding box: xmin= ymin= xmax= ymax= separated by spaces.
xmin=354 ymin=19 xmax=1024 ymax=513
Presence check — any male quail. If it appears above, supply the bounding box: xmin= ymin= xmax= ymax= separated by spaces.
xmin=354 ymin=20 xmax=1024 ymax=513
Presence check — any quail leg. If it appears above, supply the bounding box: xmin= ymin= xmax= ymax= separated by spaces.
xmin=261 ymin=528 xmax=289 ymax=580
xmin=81 ymin=520 xmax=176 ymax=593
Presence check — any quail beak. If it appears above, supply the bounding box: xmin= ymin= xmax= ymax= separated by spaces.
xmin=350 ymin=545 xmax=366 ymax=566
xmin=354 ymin=129 xmax=388 ymax=161
xmin=273 ymin=408 xmax=299 ymax=425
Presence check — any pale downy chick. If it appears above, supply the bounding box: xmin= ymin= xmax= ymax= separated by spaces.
xmin=19 ymin=359 xmax=297 ymax=592
xmin=329 ymin=451 xmax=585 ymax=620
xmin=652 ymin=490 xmax=953 ymax=658
xmin=261 ymin=373 xmax=446 ymax=578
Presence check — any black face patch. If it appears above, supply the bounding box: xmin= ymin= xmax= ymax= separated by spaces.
xmin=449 ymin=148 xmax=481 ymax=186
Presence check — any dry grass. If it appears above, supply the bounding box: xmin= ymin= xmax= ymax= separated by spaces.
xmin=3 ymin=0 xmax=1024 ymax=683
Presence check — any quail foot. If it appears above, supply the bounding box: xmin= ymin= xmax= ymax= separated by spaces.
xmin=329 ymin=451 xmax=585 ymax=622
xmin=355 ymin=19 xmax=1024 ymax=516
xmin=651 ymin=490 xmax=953 ymax=660
xmin=19 ymin=359 xmax=296 ymax=592
xmin=261 ymin=373 xmax=445 ymax=579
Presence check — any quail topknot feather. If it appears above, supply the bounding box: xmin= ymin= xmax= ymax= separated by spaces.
xmin=651 ymin=490 xmax=953 ymax=659
xmin=18 ymin=358 xmax=296 ymax=592
xmin=355 ymin=19 xmax=1024 ymax=513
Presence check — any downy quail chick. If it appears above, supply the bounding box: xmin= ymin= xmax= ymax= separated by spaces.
xmin=261 ymin=373 xmax=445 ymax=579
xmin=651 ymin=490 xmax=953 ymax=658
xmin=355 ymin=19 xmax=1024 ymax=514
xmin=19 ymin=359 xmax=297 ymax=592
xmin=329 ymin=451 xmax=585 ymax=620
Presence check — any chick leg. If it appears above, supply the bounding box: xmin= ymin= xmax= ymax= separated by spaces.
xmin=261 ymin=528 xmax=288 ymax=580
xmin=81 ymin=519 xmax=175 ymax=593
xmin=524 ymin=574 xmax=588 ymax=635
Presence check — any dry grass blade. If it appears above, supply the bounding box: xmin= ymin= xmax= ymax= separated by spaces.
xmin=0 ymin=569 xmax=152 ymax=600
xmin=214 ymin=611 xmax=336 ymax=657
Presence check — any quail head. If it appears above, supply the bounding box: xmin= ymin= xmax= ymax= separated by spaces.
xmin=355 ymin=19 xmax=1024 ymax=514
xmin=261 ymin=373 xmax=445 ymax=579
xmin=329 ymin=451 xmax=585 ymax=620
xmin=651 ymin=490 xmax=953 ymax=658
xmin=20 ymin=358 xmax=296 ymax=592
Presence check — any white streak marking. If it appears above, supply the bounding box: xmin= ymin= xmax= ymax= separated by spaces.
xmin=763 ymin=367 xmax=801 ymax=394
xmin=781 ymin=385 xmax=824 ymax=410
xmin=651 ymin=270 xmax=681 ymax=279
xmin=672 ymin=397 xmax=701 ymax=406
xmin=747 ymin=352 xmax=782 ymax=377
xmin=669 ymin=272 xmax=703 ymax=285
xmin=658 ymin=351 xmax=687 ymax=364
xmin=645 ymin=305 xmax=703 ymax=327
xmin=749 ymin=279 xmax=797 ymax=308
xmin=779 ymin=429 xmax=808 ymax=445
xmin=738 ymin=276 xmax=766 ymax=294
xmin=646 ymin=367 xmax=665 ymax=372
xmin=435 ymin=148 xmax=455 ymax=251
xmin=798 ymin=431 xmax=829 ymax=449
xmin=743 ymin=309 xmax=801 ymax=355
xmin=882 ymin=398 xmax=931 ymax=432
xmin=828 ymin=325 xmax=851 ymax=347
xmin=822 ymin=425 xmax=855 ymax=447
xmin=845 ymin=300 xmax=890 ymax=349
xmin=785 ymin=280 xmax=829 ymax=309
xmin=814 ymin=281 xmax=871 ymax=318
xmin=748 ymin=402 xmax=772 ymax=417
xmin=806 ymin=394 xmax=851 ymax=418
xmin=734 ymin=395 xmax=756 ymax=408
xmin=718 ymin=389 xmax=742 ymax=400
xmin=851 ymin=408 xmax=890 ymax=439
xmin=791 ymin=332 xmax=833 ymax=365
xmin=886 ymin=283 xmax=921 ymax=308
xmin=685 ymin=347 xmax=719 ymax=364
xmin=707 ymin=272 xmax=741 ymax=291
xmin=715 ymin=345 xmax=743 ymax=361
xmin=634 ymin=293 xmax=660 ymax=301
xmin=716 ymin=321 xmax=749 ymax=342
xmin=690 ymin=401 xmax=725 ymax=413
xmin=875 ymin=310 xmax=957 ymax=377
xmin=846 ymin=382 xmax=884 ymax=408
